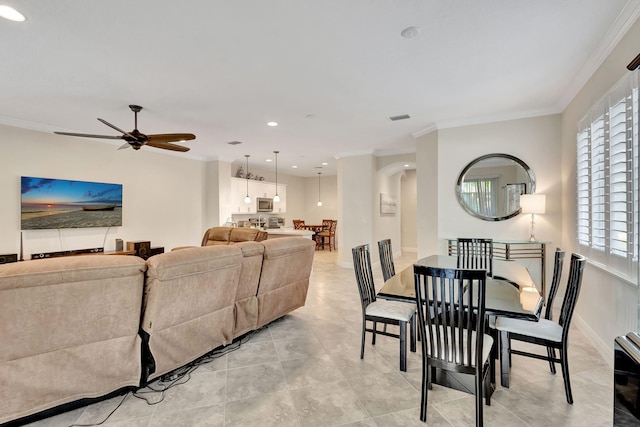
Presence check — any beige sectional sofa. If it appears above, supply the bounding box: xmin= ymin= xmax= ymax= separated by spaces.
xmin=0 ymin=236 xmax=315 ymax=425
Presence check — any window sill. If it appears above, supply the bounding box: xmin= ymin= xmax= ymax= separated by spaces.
xmin=587 ymin=258 xmax=638 ymax=288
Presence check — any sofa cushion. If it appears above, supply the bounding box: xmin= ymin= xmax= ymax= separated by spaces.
xmin=201 ymin=226 xmax=268 ymax=246
xmin=142 ymin=245 xmax=243 ymax=381
xmin=256 ymin=237 xmax=315 ymax=327
xmin=232 ymin=241 xmax=265 ymax=337
xmin=0 ymin=255 xmax=146 ymax=425
xmin=202 ymin=227 xmax=233 ymax=245
xmin=230 ymin=228 xmax=267 ymax=243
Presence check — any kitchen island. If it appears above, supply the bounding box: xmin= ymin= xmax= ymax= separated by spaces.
xmin=265 ymin=228 xmax=315 ymax=239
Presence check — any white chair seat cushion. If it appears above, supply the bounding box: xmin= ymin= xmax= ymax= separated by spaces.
xmin=423 ymin=326 xmax=493 ymax=366
xmin=366 ymin=300 xmax=415 ymax=322
xmin=495 ymin=316 xmax=562 ymax=343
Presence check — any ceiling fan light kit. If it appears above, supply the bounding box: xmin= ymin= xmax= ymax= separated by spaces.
xmin=54 ymin=104 xmax=195 ymax=152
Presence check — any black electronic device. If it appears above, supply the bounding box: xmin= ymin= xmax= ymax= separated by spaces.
xmin=149 ymin=247 xmax=164 ymax=257
xmin=0 ymin=253 xmax=18 ymax=264
xmin=127 ymin=241 xmax=151 ymax=259
xmin=30 ymin=247 xmax=104 ymax=260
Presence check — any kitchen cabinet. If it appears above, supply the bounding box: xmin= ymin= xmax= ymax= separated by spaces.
xmin=230 ymin=178 xmax=287 ymax=213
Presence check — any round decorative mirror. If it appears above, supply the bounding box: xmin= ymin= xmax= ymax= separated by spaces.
xmin=456 ymin=153 xmax=535 ymax=221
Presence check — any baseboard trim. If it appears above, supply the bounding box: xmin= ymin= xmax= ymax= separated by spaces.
xmin=573 ymin=314 xmax=613 ymax=367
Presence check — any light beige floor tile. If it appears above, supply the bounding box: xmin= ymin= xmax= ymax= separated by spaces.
xmin=348 ymin=371 xmax=421 ymax=417
xmin=290 ymin=380 xmax=369 ymax=426
xmin=224 ymin=390 xmax=299 ymax=426
xmin=225 ymin=361 xmax=288 ymax=402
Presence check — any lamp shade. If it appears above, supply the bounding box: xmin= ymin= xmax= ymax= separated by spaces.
xmin=520 ymin=194 xmax=546 ymax=214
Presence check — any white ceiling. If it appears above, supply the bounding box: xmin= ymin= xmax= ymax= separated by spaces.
xmin=1 ymin=1 xmax=639 ymax=176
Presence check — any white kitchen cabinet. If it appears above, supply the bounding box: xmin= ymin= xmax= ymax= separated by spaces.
xmin=230 ymin=178 xmax=286 ymax=213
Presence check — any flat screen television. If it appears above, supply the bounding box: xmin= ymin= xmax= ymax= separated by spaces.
xmin=21 ymin=176 xmax=123 ymax=230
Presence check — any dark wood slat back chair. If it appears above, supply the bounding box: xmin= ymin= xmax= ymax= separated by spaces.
xmin=414 ymin=265 xmax=493 ymax=425
xmin=292 ymin=219 xmax=306 ymax=230
xmin=378 ymin=239 xmax=395 ymax=282
xmin=352 ymin=244 xmax=416 ymax=371
xmin=501 ymin=248 xmax=566 ymax=373
xmin=496 ymin=253 xmax=586 ymax=404
xmin=456 ymin=238 xmax=493 ymax=277
xmin=545 ymin=248 xmax=566 ymax=321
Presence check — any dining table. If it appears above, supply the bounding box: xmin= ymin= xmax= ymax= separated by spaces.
xmin=377 ymin=254 xmax=543 ymax=394
xmin=378 ymin=255 xmax=543 ymax=320
xmin=302 ymin=224 xmax=327 ymax=248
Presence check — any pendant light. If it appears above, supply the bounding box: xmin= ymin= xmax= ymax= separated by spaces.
xmin=317 ymin=172 xmax=323 ymax=207
xmin=273 ymin=150 xmax=280 ymax=202
xmin=244 ymin=155 xmax=251 ymax=204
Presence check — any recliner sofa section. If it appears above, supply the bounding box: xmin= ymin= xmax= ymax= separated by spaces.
xmin=0 ymin=236 xmax=315 ymax=425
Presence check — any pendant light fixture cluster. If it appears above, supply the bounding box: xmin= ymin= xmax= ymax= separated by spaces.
xmin=273 ymin=150 xmax=280 ymax=202
xmin=244 ymin=155 xmax=251 ymax=204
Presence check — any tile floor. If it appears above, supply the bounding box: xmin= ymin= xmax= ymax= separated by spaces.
xmin=26 ymin=250 xmax=613 ymax=426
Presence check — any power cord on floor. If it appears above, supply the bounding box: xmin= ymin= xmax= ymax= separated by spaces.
xmin=66 ymin=328 xmax=260 ymax=426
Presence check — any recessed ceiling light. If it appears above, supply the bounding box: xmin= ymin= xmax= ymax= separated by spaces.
xmin=291 ymin=165 xmax=298 ymax=169
xmin=0 ymin=5 xmax=26 ymax=21
xmin=400 ymin=26 xmax=420 ymax=39
xmin=404 ymin=164 xmax=410 ymax=168
xmin=267 ymin=121 xmax=278 ymax=127
xmin=266 ymin=159 xmax=273 ymax=162
xmin=322 ymin=162 xmax=328 ymax=166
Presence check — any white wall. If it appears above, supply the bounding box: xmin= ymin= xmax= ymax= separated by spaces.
xmin=373 ymin=171 xmax=402 ymax=259
xmin=303 ymin=174 xmax=338 ymax=226
xmin=0 ymin=124 xmax=206 ymax=257
xmin=559 ymin=17 xmax=640 ymax=362
xmin=401 ymin=170 xmax=417 ymax=252
xmin=434 ymin=115 xmax=562 ymax=288
xmin=437 ymin=115 xmax=562 ymax=247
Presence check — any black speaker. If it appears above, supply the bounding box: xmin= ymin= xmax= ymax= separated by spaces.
xmin=150 ymin=247 xmax=164 ymax=256
xmin=115 ymin=238 xmax=123 ymax=251
xmin=0 ymin=253 xmax=18 ymax=264
xmin=127 ymin=241 xmax=151 ymax=259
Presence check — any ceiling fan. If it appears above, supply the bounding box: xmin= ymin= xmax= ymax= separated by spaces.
xmin=54 ymin=104 xmax=195 ymax=152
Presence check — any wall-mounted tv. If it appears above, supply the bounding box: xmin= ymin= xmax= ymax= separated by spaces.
xmin=21 ymin=176 xmax=123 ymax=230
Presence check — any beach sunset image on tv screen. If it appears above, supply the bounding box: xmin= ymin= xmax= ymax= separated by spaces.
xmin=21 ymin=176 xmax=123 ymax=230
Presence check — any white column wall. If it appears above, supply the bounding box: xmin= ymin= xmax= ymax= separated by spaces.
xmin=401 ymin=170 xmax=417 ymax=252
xmin=416 ymin=130 xmax=439 ymax=258
xmin=337 ymin=154 xmax=375 ymax=267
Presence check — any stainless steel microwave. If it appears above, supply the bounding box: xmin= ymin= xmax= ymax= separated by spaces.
xmin=257 ymin=197 xmax=273 ymax=212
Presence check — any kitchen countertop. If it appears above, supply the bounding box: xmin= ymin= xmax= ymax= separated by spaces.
xmin=265 ymin=228 xmax=315 ymax=239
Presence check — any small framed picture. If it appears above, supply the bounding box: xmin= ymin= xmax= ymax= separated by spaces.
xmin=380 ymin=193 xmax=397 ymax=215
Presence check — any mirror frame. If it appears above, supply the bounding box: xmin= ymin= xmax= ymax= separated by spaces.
xmin=455 ymin=153 xmax=536 ymax=222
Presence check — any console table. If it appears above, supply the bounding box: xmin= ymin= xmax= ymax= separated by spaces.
xmin=446 ymin=239 xmax=549 ymax=301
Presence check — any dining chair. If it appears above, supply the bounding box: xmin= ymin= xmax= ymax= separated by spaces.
xmin=456 ymin=238 xmax=493 ymax=277
xmin=292 ymin=219 xmax=305 ymax=230
xmin=377 ymin=239 xmax=395 ymax=282
xmin=495 ymin=253 xmax=586 ymax=404
xmin=352 ymin=245 xmax=416 ymax=371
xmin=414 ymin=265 xmax=493 ymax=425
xmin=497 ymin=248 xmax=565 ymax=377
xmin=318 ymin=219 xmax=337 ymax=251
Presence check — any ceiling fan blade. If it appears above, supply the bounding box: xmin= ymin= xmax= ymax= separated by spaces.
xmin=146 ymin=140 xmax=190 ymax=152
xmin=147 ymin=133 xmax=196 ymax=143
xmin=117 ymin=142 xmax=131 ymax=150
xmin=97 ymin=118 xmax=131 ymax=136
xmin=54 ymin=131 xmax=124 ymax=140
